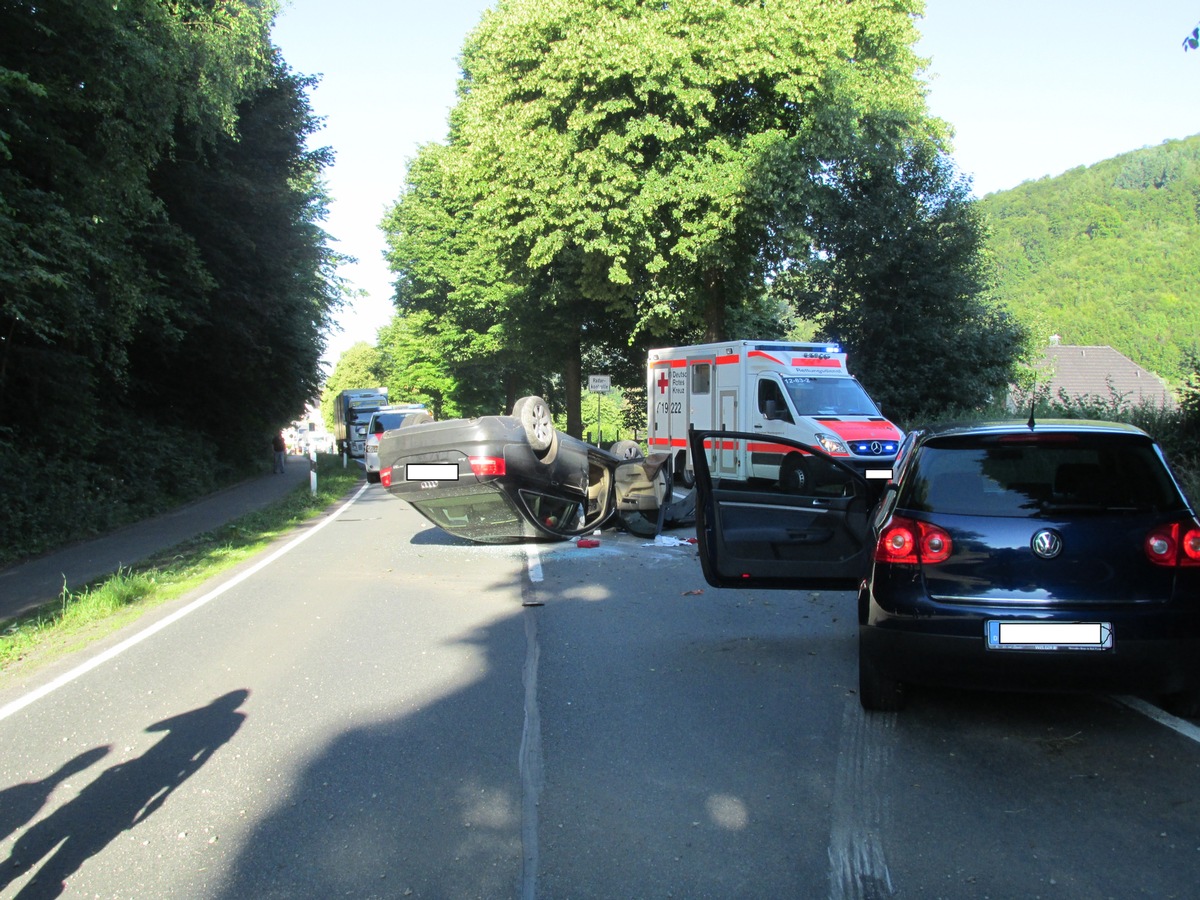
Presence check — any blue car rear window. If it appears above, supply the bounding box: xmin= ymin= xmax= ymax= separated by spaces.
xmin=903 ymin=436 xmax=1184 ymax=517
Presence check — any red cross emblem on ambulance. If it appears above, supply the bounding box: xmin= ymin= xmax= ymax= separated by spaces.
xmin=657 ymin=371 xmax=670 ymax=394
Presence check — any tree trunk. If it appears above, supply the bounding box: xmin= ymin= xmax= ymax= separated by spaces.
xmin=564 ymin=337 xmax=582 ymax=438
xmin=702 ymin=269 xmax=727 ymax=342
xmin=504 ymin=372 xmax=519 ymax=416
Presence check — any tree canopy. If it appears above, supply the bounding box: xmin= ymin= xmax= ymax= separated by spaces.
xmin=775 ymin=134 xmax=1028 ymax=419
xmin=0 ymin=0 xmax=341 ymax=559
xmin=383 ymin=0 xmax=948 ymax=434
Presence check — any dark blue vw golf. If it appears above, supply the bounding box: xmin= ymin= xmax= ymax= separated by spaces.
xmin=690 ymin=420 xmax=1200 ymax=714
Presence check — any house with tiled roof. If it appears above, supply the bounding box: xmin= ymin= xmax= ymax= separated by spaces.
xmin=1022 ymin=340 xmax=1176 ymax=409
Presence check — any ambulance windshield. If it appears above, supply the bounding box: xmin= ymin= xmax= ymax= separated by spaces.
xmin=782 ymin=376 xmax=882 ymax=417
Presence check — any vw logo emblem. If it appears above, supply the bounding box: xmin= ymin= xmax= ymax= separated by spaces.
xmin=1031 ymin=529 xmax=1064 ymax=559
xmin=870 ymin=441 xmax=882 ymax=455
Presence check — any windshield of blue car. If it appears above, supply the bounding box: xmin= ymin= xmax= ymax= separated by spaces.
xmin=902 ymin=435 xmax=1184 ymax=517
xmin=781 ymin=376 xmax=882 ymax=417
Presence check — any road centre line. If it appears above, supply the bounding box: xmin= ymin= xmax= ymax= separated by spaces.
xmin=525 ymin=545 xmax=543 ymax=583
xmin=0 ymin=483 xmax=372 ymax=725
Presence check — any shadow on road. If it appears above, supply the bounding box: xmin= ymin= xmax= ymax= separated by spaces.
xmin=0 ymin=690 xmax=248 ymax=899
xmin=0 ymin=747 xmax=110 ymax=847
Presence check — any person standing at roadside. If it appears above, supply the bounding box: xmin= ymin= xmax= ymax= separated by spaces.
xmin=272 ymin=432 xmax=287 ymax=474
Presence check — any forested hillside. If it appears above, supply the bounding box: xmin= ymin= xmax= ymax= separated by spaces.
xmin=981 ymin=135 xmax=1200 ymax=383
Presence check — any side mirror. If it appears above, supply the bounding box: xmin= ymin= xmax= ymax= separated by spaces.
xmin=764 ymin=400 xmax=781 ymax=421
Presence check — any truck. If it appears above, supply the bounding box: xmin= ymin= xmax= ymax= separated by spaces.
xmin=646 ymin=341 xmax=902 ymax=491
xmin=334 ymin=387 xmax=389 ymax=459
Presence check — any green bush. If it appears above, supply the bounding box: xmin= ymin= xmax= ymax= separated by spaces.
xmin=0 ymin=422 xmax=251 ymax=569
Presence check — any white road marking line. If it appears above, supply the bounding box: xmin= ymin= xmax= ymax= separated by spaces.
xmin=519 ymin=607 xmax=543 ymax=899
xmin=0 ymin=483 xmax=372 ymax=725
xmin=525 ymin=544 xmax=544 ymax=583
xmin=1116 ymin=695 xmax=1200 ymax=744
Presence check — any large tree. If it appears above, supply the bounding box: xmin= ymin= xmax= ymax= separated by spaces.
xmin=129 ymin=57 xmax=343 ymax=458
xmin=0 ymin=0 xmax=278 ymax=430
xmin=384 ymin=0 xmax=936 ymax=435
xmin=0 ymin=0 xmax=342 ymax=556
xmin=0 ymin=0 xmax=340 ymax=453
xmin=773 ymin=134 xmax=1027 ymax=420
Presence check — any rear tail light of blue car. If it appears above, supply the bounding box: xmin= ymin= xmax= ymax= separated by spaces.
xmin=875 ymin=516 xmax=952 ymax=565
xmin=1144 ymin=519 xmax=1200 ymax=567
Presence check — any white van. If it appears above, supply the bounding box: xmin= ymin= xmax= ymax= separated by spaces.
xmin=646 ymin=341 xmax=901 ymax=490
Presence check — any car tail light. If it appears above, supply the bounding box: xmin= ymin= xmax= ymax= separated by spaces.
xmin=469 ymin=456 xmax=506 ymax=478
xmin=1144 ymin=520 xmax=1200 ymax=567
xmin=875 ymin=515 xmax=953 ymax=565
xmin=380 ymin=467 xmax=392 ymax=488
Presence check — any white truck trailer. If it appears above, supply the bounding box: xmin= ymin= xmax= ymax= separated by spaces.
xmin=334 ymin=387 xmax=389 ymax=459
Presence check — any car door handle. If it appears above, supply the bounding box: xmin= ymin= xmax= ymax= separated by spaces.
xmin=785 ymin=528 xmax=833 ymax=544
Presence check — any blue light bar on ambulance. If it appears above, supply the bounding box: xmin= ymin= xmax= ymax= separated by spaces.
xmin=849 ymin=440 xmax=898 ymax=456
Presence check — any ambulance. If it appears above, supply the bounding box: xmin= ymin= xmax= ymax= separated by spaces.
xmin=646 ymin=341 xmax=902 ymax=490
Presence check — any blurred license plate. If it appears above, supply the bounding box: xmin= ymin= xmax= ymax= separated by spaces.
xmin=986 ymin=621 xmax=1112 ymax=651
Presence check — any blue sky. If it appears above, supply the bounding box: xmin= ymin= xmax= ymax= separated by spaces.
xmin=271 ymin=1 xmax=1200 ymax=368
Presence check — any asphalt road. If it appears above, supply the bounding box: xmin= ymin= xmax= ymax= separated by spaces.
xmin=1 ymin=482 xmax=1199 ymax=897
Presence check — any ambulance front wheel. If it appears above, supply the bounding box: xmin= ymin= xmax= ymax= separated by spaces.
xmin=675 ymin=451 xmax=695 ymax=488
xmin=779 ymin=454 xmax=810 ymax=494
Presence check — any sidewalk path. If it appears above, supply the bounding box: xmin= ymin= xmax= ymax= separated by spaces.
xmin=0 ymin=456 xmax=336 ymax=625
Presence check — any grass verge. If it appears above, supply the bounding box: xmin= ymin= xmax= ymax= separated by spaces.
xmin=0 ymin=457 xmax=363 ymax=682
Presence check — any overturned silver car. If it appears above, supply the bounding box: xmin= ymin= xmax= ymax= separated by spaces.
xmin=377 ymin=396 xmax=691 ymax=543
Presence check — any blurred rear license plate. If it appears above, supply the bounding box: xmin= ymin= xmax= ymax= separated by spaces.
xmin=986 ymin=621 xmax=1112 ymax=651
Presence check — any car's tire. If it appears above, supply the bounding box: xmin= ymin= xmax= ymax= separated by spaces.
xmin=399 ymin=412 xmax=433 ymax=427
xmin=610 ymin=440 xmax=643 ymax=460
xmin=513 ymin=395 xmax=557 ymax=457
xmin=366 ymin=472 xmax=380 ymax=484
xmin=779 ymin=453 xmax=810 ymax=494
xmin=859 ymin=647 xmax=905 ymax=712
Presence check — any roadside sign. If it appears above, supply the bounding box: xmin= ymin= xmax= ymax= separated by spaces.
xmin=588 ymin=375 xmax=612 ymax=393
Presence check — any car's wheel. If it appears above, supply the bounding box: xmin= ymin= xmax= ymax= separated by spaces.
xmin=513 ymin=395 xmax=557 ymax=457
xmin=859 ymin=646 xmax=905 ymax=711
xmin=399 ymin=412 xmax=433 ymax=427
xmin=779 ymin=453 xmax=810 ymax=494
xmin=610 ymin=440 xmax=643 ymax=460
xmin=366 ymin=472 xmax=380 ymax=484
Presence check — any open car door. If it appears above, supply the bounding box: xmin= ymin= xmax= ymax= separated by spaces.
xmin=689 ymin=429 xmax=887 ymax=591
